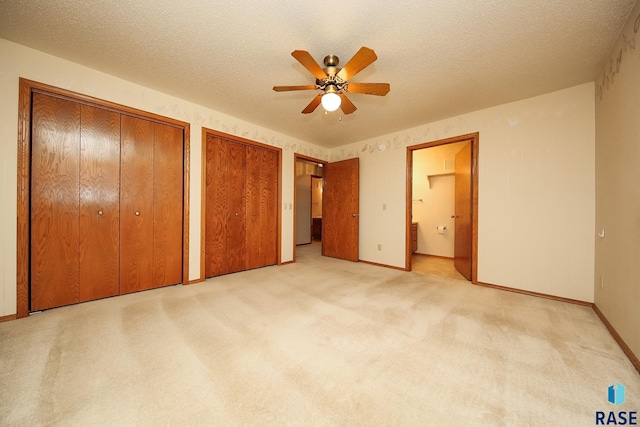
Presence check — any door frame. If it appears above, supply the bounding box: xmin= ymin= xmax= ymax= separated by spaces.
xmin=293 ymin=154 xmax=327 ymax=263
xmin=201 ymin=128 xmax=283 ymax=279
xmin=405 ymin=132 xmax=479 ymax=282
xmin=16 ymin=78 xmax=191 ymax=318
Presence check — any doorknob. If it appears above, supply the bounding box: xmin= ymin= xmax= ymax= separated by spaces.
xmin=352 ymin=213 xmax=359 ymax=217
xmin=98 ymin=210 xmax=104 ymax=216
xmin=235 ymin=212 xmax=239 ymax=216
xmin=135 ymin=211 xmax=140 ymax=216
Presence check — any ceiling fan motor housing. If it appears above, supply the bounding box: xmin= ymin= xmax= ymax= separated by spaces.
xmin=317 ymin=55 xmax=345 ymax=90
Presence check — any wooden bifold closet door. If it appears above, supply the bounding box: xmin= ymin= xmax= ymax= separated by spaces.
xmin=31 ymin=93 xmax=121 ymax=310
xmin=205 ymin=135 xmax=278 ymax=278
xmin=30 ymin=93 xmax=183 ymax=311
xmin=120 ymin=115 xmax=183 ymax=294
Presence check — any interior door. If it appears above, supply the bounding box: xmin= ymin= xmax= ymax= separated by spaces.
xmin=454 ymin=143 xmax=472 ymax=280
xmin=226 ymin=142 xmax=247 ymax=273
xmin=205 ymin=136 xmax=227 ymax=277
xmin=31 ymin=95 xmax=121 ymax=310
xmin=78 ymin=104 xmax=121 ymax=301
xmin=153 ymin=122 xmax=183 ymax=287
xmin=258 ymin=149 xmax=278 ymax=267
xmin=245 ymin=146 xmax=278 ymax=270
xmin=322 ymin=158 xmax=359 ymax=261
xmin=205 ymin=136 xmax=246 ymax=276
xmin=30 ymin=94 xmax=82 ymax=311
xmin=245 ymin=145 xmax=262 ymax=270
xmin=120 ymin=115 xmax=155 ymax=294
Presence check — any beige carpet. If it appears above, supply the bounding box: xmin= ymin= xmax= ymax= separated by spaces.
xmin=1 ymin=243 xmax=638 ymax=426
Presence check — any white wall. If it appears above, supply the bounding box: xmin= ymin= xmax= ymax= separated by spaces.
xmin=0 ymin=38 xmax=597 ymax=316
xmin=0 ymin=39 xmax=328 ymax=316
xmin=330 ymin=83 xmax=596 ymax=302
xmin=594 ymin=2 xmax=640 ymax=360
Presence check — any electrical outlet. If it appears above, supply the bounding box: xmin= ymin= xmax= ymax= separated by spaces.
xmin=377 ymin=244 xmax=382 ymax=251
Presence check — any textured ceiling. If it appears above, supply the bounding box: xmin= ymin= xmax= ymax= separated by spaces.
xmin=0 ymin=0 xmax=636 ymax=148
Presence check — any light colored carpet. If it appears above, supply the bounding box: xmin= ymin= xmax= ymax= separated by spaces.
xmin=1 ymin=243 xmax=638 ymax=426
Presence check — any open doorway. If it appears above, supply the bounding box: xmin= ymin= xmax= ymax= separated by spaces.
xmin=294 ymin=154 xmax=326 ymax=261
xmin=293 ymin=154 xmax=360 ymax=263
xmin=406 ymin=133 xmax=479 ymax=283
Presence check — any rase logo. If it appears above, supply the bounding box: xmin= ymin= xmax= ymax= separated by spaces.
xmin=596 ymin=382 xmax=637 ymax=425
xmin=610 ymin=383 xmax=627 ymax=407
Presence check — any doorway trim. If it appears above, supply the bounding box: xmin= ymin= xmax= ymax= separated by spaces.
xmin=405 ymin=132 xmax=479 ymax=283
xmin=16 ymin=78 xmax=191 ymax=318
xmin=293 ymin=153 xmax=327 ymax=263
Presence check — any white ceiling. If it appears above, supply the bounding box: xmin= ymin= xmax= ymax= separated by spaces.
xmin=0 ymin=1 xmax=636 ymax=148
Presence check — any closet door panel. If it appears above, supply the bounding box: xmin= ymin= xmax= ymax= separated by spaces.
xmin=120 ymin=115 xmax=155 ymax=294
xmin=245 ymin=145 xmax=262 ymax=270
xmin=153 ymin=123 xmax=183 ymax=287
xmin=31 ymin=94 xmax=81 ymax=311
xmin=205 ymin=136 xmax=229 ymax=277
xmin=260 ymin=149 xmax=278 ymax=267
xmin=78 ymin=105 xmax=121 ymax=301
xmin=226 ymin=142 xmax=247 ymax=273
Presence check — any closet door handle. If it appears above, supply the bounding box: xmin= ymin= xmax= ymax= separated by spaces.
xmin=98 ymin=210 xmax=104 ymax=216
xmin=235 ymin=212 xmax=239 ymax=216
xmin=135 ymin=211 xmax=140 ymax=216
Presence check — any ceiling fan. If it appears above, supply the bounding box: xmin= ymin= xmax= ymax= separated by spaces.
xmin=273 ymin=46 xmax=390 ymax=115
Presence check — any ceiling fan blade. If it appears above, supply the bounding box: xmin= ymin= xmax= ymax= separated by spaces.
xmin=291 ymin=50 xmax=327 ymax=80
xmin=346 ymin=82 xmax=390 ymax=96
xmin=273 ymin=85 xmax=317 ymax=92
xmin=302 ymin=94 xmax=323 ymax=114
xmin=336 ymin=47 xmax=377 ymax=81
xmin=339 ymin=93 xmax=357 ymax=114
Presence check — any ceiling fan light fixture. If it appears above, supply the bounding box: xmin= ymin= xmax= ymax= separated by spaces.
xmin=273 ymin=47 xmax=388 ymax=115
xmin=321 ymin=86 xmax=341 ymax=112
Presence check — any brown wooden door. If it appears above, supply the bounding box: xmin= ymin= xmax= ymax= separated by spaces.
xmin=31 ymin=95 xmax=121 ymax=311
xmin=205 ymin=136 xmax=278 ymax=277
xmin=244 ymin=147 xmax=278 ymax=269
xmin=322 ymin=158 xmax=359 ymax=261
xmin=28 ymin=89 xmax=183 ymax=311
xmin=245 ymin=146 xmax=278 ymax=270
xmin=205 ymin=137 xmax=246 ymax=276
xmin=78 ymin=104 xmax=121 ymax=301
xmin=226 ymin=141 xmax=247 ymax=273
xmin=31 ymin=94 xmax=82 ymax=311
xmin=120 ymin=115 xmax=155 ymax=294
xmin=153 ymin=122 xmax=183 ymax=287
xmin=454 ymin=143 xmax=472 ymax=280
xmin=245 ymin=145 xmax=262 ymax=270
xmin=259 ymin=149 xmax=278 ymax=267
xmin=205 ymin=136 xmax=229 ymax=277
